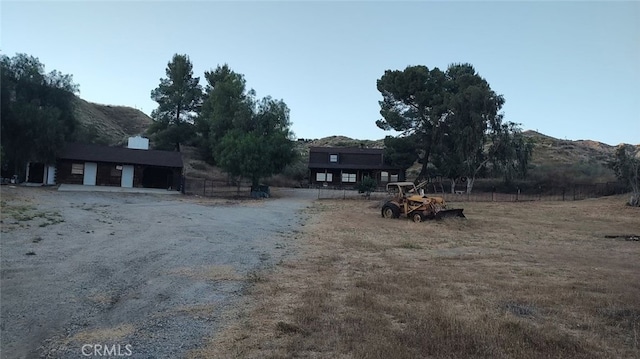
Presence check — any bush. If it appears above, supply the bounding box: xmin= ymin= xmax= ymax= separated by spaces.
xmin=357 ymin=177 xmax=378 ymax=199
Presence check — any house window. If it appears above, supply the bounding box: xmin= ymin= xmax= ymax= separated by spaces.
xmin=71 ymin=163 xmax=84 ymax=175
xmin=316 ymin=173 xmax=333 ymax=182
xmin=329 ymin=154 xmax=338 ymax=163
xmin=341 ymin=173 xmax=356 ymax=183
xmin=380 ymin=171 xmax=389 ymax=182
xmin=390 ymin=174 xmax=399 ymax=182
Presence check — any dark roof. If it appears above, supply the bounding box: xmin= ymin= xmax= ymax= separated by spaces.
xmin=309 ymin=146 xmax=384 ymax=155
xmin=308 ymin=163 xmax=400 ymax=170
xmin=58 ymin=143 xmax=183 ymax=168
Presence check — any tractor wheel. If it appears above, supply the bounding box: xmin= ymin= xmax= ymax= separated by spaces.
xmin=411 ymin=211 xmax=424 ymax=223
xmin=381 ymin=203 xmax=400 ymax=219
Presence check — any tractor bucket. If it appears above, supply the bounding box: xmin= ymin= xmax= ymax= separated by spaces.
xmin=435 ymin=208 xmax=466 ymax=220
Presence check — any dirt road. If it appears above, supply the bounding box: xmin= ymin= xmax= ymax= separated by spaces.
xmin=0 ymin=186 xmax=314 ymax=358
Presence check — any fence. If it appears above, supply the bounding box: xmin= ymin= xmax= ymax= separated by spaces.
xmin=182 ymin=177 xmax=251 ymax=197
xmin=316 ymin=182 xmax=629 ymax=202
xmin=182 ymin=177 xmax=628 ymax=201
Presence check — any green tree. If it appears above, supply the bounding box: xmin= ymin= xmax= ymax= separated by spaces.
xmin=376 ymin=65 xmax=448 ymax=179
xmin=196 ymin=64 xmax=253 ymax=163
xmin=1 ymin=53 xmax=79 ymax=178
xmin=382 ymin=135 xmax=419 ymax=170
xmin=198 ymin=65 xmax=295 ymax=188
xmin=609 ymin=145 xmax=640 ymax=206
xmin=357 ymin=177 xmax=378 ymax=199
xmin=148 ymin=54 xmax=202 ymax=151
xmin=214 ymin=96 xmax=295 ymax=188
xmin=376 ymin=63 xmax=532 ymax=193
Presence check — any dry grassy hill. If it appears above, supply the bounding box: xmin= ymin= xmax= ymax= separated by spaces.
xmin=73 ymin=96 xmax=152 ymax=145
xmin=521 ymin=130 xmax=620 ymax=184
xmin=523 ymin=130 xmax=615 ymax=165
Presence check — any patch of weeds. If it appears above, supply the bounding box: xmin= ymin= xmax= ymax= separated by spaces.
xmin=276 ymin=321 xmax=307 ymax=335
xmin=398 ymin=242 xmax=423 ymax=250
xmin=32 ymin=237 xmax=43 ymax=243
xmin=25 ymin=251 xmax=36 ymax=256
xmin=14 ymin=212 xmax=37 ymax=221
xmin=246 ymin=271 xmax=266 ymax=283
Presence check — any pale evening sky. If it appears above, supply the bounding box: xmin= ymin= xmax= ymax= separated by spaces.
xmin=1 ymin=1 xmax=638 ymax=146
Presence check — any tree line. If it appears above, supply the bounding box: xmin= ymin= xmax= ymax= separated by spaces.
xmin=146 ymin=54 xmax=295 ymax=188
xmin=1 ymin=53 xmax=637 ymax=205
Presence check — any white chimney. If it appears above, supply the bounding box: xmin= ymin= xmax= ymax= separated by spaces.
xmin=127 ymin=136 xmax=149 ymax=150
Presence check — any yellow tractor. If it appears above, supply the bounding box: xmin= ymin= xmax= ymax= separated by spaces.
xmin=381 ymin=182 xmax=465 ymax=222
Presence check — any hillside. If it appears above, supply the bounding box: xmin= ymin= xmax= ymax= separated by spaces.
xmin=71 ymin=99 xmax=628 ymax=186
xmin=522 ymin=130 xmax=615 ymax=165
xmin=73 ymin=96 xmax=152 ymax=145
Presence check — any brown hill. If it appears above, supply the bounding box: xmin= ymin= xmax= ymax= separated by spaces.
xmin=522 ymin=130 xmax=615 ymax=164
xmin=73 ymin=96 xmax=152 ymax=145
xmin=303 ymin=132 xmax=623 ymax=184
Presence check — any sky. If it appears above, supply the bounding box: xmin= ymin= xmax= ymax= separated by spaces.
xmin=1 ymin=1 xmax=639 ymax=146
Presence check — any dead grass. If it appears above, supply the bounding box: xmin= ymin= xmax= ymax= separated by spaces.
xmin=191 ymin=195 xmax=639 ymax=358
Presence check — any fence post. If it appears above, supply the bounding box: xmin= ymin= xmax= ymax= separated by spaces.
xmin=492 ymin=187 xmax=495 ymax=202
xmin=573 ymin=186 xmax=576 ymax=201
xmin=317 ymin=188 xmax=320 ymax=200
xmin=343 ymin=189 xmax=346 ymax=200
xmin=562 ymin=188 xmax=565 ymax=201
xmin=516 ymin=187 xmax=520 ymax=202
xmin=203 ymin=179 xmax=206 ymax=196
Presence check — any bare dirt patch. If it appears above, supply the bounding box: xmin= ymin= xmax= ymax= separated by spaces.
xmin=193 ymin=195 xmax=640 ymax=358
xmin=0 ymin=186 xmax=311 ymax=358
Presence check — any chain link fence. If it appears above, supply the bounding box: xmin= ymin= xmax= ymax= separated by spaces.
xmin=316 ymin=182 xmax=629 ymax=202
xmin=182 ymin=177 xmax=251 ymax=198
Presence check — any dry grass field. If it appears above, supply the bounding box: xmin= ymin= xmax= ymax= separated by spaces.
xmin=190 ymin=195 xmax=640 ymax=359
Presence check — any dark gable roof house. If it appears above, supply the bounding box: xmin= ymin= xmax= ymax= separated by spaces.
xmin=27 ymin=136 xmax=183 ymax=191
xmin=308 ymin=146 xmax=404 ymax=187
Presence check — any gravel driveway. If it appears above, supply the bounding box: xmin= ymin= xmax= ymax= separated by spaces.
xmin=1 ymin=186 xmax=316 ymax=358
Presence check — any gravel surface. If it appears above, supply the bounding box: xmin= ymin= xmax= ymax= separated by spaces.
xmin=1 ymin=186 xmax=316 ymax=358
